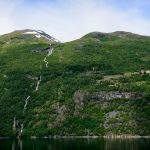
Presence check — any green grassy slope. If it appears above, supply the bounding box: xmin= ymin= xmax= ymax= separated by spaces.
xmin=0 ymin=30 xmax=150 ymax=137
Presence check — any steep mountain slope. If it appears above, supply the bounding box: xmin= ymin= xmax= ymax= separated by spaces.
xmin=0 ymin=30 xmax=150 ymax=138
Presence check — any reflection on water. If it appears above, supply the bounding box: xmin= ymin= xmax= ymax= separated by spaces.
xmin=0 ymin=138 xmax=150 ymax=150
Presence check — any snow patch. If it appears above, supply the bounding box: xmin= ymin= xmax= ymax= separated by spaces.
xmin=35 ymin=34 xmax=41 ymax=38
xmin=23 ymin=30 xmax=59 ymax=42
xmin=24 ymin=31 xmax=37 ymax=35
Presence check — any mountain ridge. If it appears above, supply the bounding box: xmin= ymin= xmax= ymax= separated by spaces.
xmin=1 ymin=29 xmax=149 ymax=43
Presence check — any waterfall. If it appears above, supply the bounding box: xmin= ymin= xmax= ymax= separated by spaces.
xmin=12 ymin=143 xmax=15 ymax=150
xmin=16 ymin=96 xmax=30 ymax=137
xmin=13 ymin=116 xmax=16 ymax=131
xmin=17 ymin=123 xmax=24 ymax=139
xmin=43 ymin=47 xmax=54 ymax=68
xmin=35 ymin=75 xmax=42 ymax=91
xmin=14 ymin=44 xmax=54 ymax=138
xmin=23 ymin=96 xmax=30 ymax=113
xmin=18 ymin=139 xmax=23 ymax=150
xmin=43 ymin=57 xmax=48 ymax=68
xmin=36 ymin=45 xmax=53 ymax=91
xmin=48 ymin=47 xmax=53 ymax=56
xmin=20 ymin=124 xmax=24 ymax=133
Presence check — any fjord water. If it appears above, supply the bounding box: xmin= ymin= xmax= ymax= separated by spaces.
xmin=0 ymin=138 xmax=150 ymax=150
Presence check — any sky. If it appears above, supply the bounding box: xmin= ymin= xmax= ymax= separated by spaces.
xmin=0 ymin=0 xmax=150 ymax=42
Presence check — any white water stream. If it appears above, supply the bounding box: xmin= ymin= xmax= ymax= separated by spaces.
xmin=13 ymin=116 xmax=16 ymax=131
xmin=14 ymin=44 xmax=54 ymax=137
xmin=20 ymin=124 xmax=24 ymax=133
xmin=35 ymin=75 xmax=42 ymax=91
xmin=35 ymin=46 xmax=53 ymax=91
xmin=23 ymin=96 xmax=30 ymax=113
xmin=43 ymin=47 xmax=53 ymax=68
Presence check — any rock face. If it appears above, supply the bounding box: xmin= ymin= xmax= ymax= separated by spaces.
xmin=36 ymin=30 xmax=59 ymax=42
xmin=32 ymin=46 xmax=51 ymax=53
xmin=74 ymin=91 xmax=144 ymax=102
xmin=25 ymin=75 xmax=38 ymax=80
xmin=73 ymin=91 xmax=144 ymax=114
xmin=89 ymin=91 xmax=144 ymax=101
xmin=106 ymin=111 xmax=118 ymax=118
xmin=50 ymin=102 xmax=67 ymax=127
xmin=73 ymin=91 xmax=144 ymax=109
xmin=73 ymin=91 xmax=145 ymax=135
xmin=73 ymin=91 xmax=88 ymax=115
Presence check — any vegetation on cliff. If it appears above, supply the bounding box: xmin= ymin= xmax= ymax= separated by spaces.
xmin=0 ymin=30 xmax=150 ymax=137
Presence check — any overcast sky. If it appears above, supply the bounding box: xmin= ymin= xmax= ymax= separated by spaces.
xmin=0 ymin=0 xmax=150 ymax=42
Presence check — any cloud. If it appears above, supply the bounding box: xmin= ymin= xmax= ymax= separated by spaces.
xmin=0 ymin=0 xmax=22 ymax=34
xmin=0 ymin=0 xmax=150 ymax=42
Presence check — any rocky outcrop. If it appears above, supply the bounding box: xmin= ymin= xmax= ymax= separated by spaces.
xmin=74 ymin=91 xmax=144 ymax=104
xmin=25 ymin=74 xmax=38 ymax=80
xmin=36 ymin=30 xmax=59 ymax=42
xmin=73 ymin=91 xmax=144 ymax=114
xmin=106 ymin=111 xmax=118 ymax=118
xmin=140 ymin=70 xmax=150 ymax=74
xmin=73 ymin=91 xmax=88 ymax=115
xmin=32 ymin=46 xmax=51 ymax=53
xmin=89 ymin=91 xmax=144 ymax=101
xmin=50 ymin=102 xmax=67 ymax=127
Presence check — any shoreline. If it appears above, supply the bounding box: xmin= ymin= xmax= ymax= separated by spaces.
xmin=0 ymin=135 xmax=150 ymax=139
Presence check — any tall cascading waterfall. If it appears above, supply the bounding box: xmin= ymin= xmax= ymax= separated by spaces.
xmin=13 ymin=44 xmax=54 ymax=138
xmin=13 ymin=116 xmax=16 ymax=131
xmin=23 ymin=96 xmax=30 ymax=114
xmin=35 ymin=45 xmax=53 ymax=91
xmin=17 ymin=96 xmax=31 ymax=136
xmin=43 ymin=46 xmax=53 ymax=68
xmin=35 ymin=75 xmax=42 ymax=91
xmin=20 ymin=124 xmax=24 ymax=134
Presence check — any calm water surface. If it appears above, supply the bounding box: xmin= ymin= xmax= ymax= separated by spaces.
xmin=0 ymin=138 xmax=150 ymax=150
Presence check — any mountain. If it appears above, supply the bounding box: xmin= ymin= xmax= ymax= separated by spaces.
xmin=0 ymin=29 xmax=150 ymax=138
